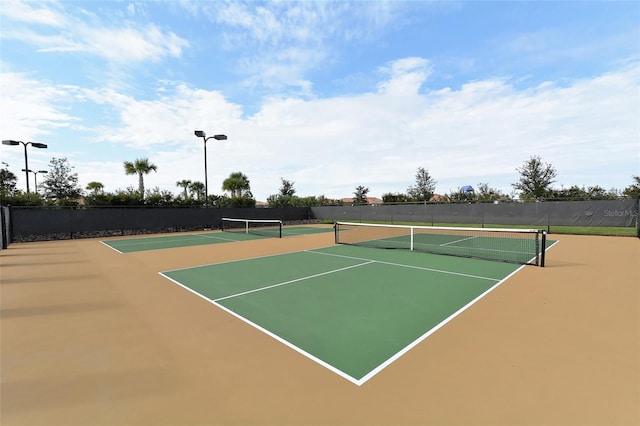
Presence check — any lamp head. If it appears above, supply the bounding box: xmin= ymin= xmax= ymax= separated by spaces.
xmin=2 ymin=140 xmax=20 ymax=146
xmin=213 ymin=134 xmax=227 ymax=140
xmin=31 ymin=142 xmax=48 ymax=149
xmin=194 ymin=130 xmax=205 ymax=138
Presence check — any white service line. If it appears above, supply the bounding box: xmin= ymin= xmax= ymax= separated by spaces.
xmin=213 ymin=260 xmax=375 ymax=302
xmin=306 ymin=249 xmax=500 ymax=282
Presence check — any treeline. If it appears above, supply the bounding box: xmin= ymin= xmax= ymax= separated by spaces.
xmin=0 ymin=182 xmax=345 ymax=208
xmin=1 ymin=155 xmax=639 ymax=208
xmin=382 ymin=184 xmax=632 ymax=204
xmin=0 ymin=187 xmax=258 ymax=208
xmin=1 ymin=181 xmax=636 ymax=208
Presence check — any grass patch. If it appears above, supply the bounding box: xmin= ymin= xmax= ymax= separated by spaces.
xmin=546 ymin=226 xmax=636 ymax=237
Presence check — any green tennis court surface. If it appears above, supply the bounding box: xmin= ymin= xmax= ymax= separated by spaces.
xmin=335 ymin=222 xmax=550 ymax=266
xmin=160 ymin=244 xmax=529 ymax=385
xmin=282 ymin=226 xmax=333 ymax=236
xmin=101 ymin=226 xmax=332 ymax=253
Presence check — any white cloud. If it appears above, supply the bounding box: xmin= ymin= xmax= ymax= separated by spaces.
xmin=377 ymin=57 xmax=432 ymax=96
xmin=0 ymin=0 xmax=189 ymax=63
xmin=186 ymin=1 xmax=407 ymax=95
xmin=3 ymin=59 xmax=638 ymax=200
xmin=0 ymin=72 xmax=78 ymax=138
xmin=79 ymin=25 xmax=188 ymax=63
xmin=82 ymin=83 xmax=243 ymax=149
xmin=126 ymin=3 xmax=136 ymax=16
xmin=0 ymin=0 xmax=66 ymax=27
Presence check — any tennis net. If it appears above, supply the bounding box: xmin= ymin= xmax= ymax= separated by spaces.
xmin=221 ymin=218 xmax=283 ymax=238
xmin=334 ymin=222 xmax=546 ymax=266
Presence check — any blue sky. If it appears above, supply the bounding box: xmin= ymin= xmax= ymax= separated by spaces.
xmin=1 ymin=1 xmax=638 ymax=201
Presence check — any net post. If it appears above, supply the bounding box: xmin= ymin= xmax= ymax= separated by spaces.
xmin=334 ymin=222 xmax=338 ymax=244
xmin=278 ymin=220 xmax=283 ymax=238
xmin=534 ymin=231 xmax=539 ymax=266
xmin=540 ymin=230 xmax=546 ymax=267
xmin=410 ymin=226 xmax=414 ymax=251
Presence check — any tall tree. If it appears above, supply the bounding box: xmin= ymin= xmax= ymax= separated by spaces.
xmin=512 ymin=155 xmax=557 ymax=199
xmin=353 ymin=185 xmax=369 ymax=204
xmin=476 ymin=182 xmax=505 ymax=202
xmin=41 ymin=157 xmax=82 ymax=203
xmin=222 ymin=172 xmax=251 ymax=197
xmin=279 ymin=178 xmax=296 ymax=197
xmin=85 ymin=181 xmax=104 ymax=195
xmin=188 ymin=181 xmax=205 ymax=200
xmin=0 ymin=166 xmax=17 ymax=194
xmin=176 ymin=179 xmax=192 ymax=199
xmin=123 ymin=158 xmax=157 ymax=199
xmin=407 ymin=167 xmax=437 ymax=201
xmin=267 ymin=178 xmax=297 ymax=207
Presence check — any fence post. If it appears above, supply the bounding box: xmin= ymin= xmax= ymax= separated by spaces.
xmin=637 ymin=197 xmax=640 ymax=238
xmin=0 ymin=207 xmax=7 ymax=249
xmin=68 ymin=207 xmax=74 ymax=239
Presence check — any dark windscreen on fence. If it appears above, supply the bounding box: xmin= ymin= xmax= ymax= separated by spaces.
xmin=312 ymin=199 xmax=638 ymax=228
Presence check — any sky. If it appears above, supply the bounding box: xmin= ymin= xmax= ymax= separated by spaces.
xmin=1 ymin=0 xmax=639 ymax=202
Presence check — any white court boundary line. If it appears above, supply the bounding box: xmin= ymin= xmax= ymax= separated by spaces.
xmin=160 ymin=270 xmax=364 ymax=385
xmin=99 ymin=239 xmax=124 ymax=253
xmin=158 ymin=249 xmax=527 ymax=386
xmin=107 ymin=232 xmax=224 ymax=246
xmin=439 ymin=235 xmax=479 ymax=246
xmin=100 ymin=232 xmax=252 ymax=253
xmin=358 ymin=264 xmax=526 ymax=384
xmin=213 ymin=261 xmax=374 ymax=302
xmin=307 ymin=249 xmax=500 ymax=282
xmin=161 ymin=248 xmax=333 ymax=274
xmin=370 ymin=234 xmax=537 ymax=260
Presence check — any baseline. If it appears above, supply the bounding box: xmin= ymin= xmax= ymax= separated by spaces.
xmin=101 ymin=232 xmax=257 ymax=253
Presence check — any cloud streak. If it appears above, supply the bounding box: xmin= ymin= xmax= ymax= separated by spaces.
xmin=0 ymin=0 xmax=189 ymax=63
xmin=1 ymin=1 xmax=637 ymax=200
xmin=4 ymin=57 xmax=636 ymax=200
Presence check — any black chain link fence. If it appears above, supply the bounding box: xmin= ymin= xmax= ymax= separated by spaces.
xmin=312 ymin=199 xmax=639 ymax=233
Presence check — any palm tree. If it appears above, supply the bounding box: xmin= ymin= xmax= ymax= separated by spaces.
xmin=176 ymin=179 xmax=192 ymax=199
xmin=188 ymin=181 xmax=205 ymax=201
xmin=123 ymin=158 xmax=157 ymax=199
xmin=222 ymin=172 xmax=251 ymax=197
xmin=85 ymin=181 xmax=104 ymax=195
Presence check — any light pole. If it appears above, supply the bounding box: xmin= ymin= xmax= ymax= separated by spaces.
xmin=2 ymin=140 xmax=48 ymax=193
xmin=194 ymin=130 xmax=227 ymax=207
xmin=22 ymin=169 xmax=48 ymax=194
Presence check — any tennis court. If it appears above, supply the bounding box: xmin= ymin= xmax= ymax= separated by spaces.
xmin=102 ymin=223 xmax=333 ymax=253
xmin=161 ymin=244 xmax=536 ymax=385
xmin=335 ymin=221 xmax=549 ymax=266
xmin=113 ymin=221 xmax=554 ymax=384
xmin=2 ymin=223 xmax=638 ymax=426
